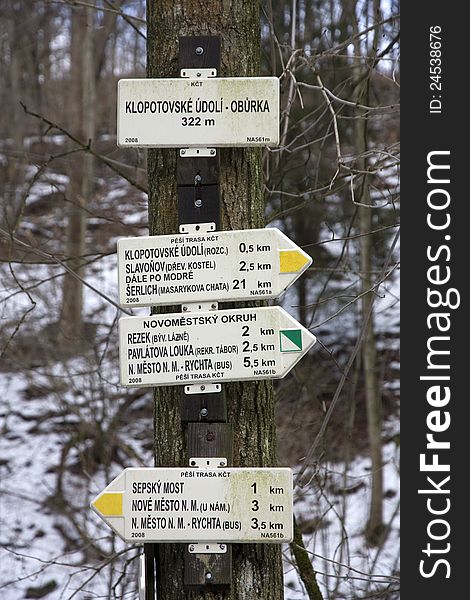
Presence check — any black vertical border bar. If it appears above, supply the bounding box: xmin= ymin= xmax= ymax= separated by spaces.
xmin=144 ymin=544 xmax=155 ymax=600
xmin=177 ymin=35 xmax=233 ymax=590
xmin=402 ymin=4 xmax=465 ymax=598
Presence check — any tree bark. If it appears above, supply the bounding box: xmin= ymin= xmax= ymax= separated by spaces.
xmin=146 ymin=1 xmax=283 ymax=598
xmin=291 ymin=516 xmax=323 ymax=600
xmin=352 ymin=0 xmax=384 ymax=545
xmin=358 ymin=154 xmax=384 ymax=545
xmin=59 ymin=6 xmax=95 ymax=343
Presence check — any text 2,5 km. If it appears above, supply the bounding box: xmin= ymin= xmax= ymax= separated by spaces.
xmin=429 ymin=26 xmax=442 ymax=114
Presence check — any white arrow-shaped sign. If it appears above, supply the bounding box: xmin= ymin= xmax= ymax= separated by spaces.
xmin=91 ymin=467 xmax=293 ymax=543
xmin=118 ymin=227 xmax=311 ymax=307
xmin=119 ymin=306 xmax=315 ymax=387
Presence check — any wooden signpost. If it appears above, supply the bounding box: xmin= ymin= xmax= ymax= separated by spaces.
xmin=91 ymin=34 xmax=316 ymax=598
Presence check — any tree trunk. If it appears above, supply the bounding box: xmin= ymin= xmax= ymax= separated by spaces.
xmin=146 ymin=1 xmax=283 ymax=598
xmin=4 ymin=1 xmax=25 ymax=230
xmin=59 ymin=7 xmax=95 ymax=343
xmin=358 ymin=160 xmax=384 ymax=545
xmin=352 ymin=0 xmax=384 ymax=545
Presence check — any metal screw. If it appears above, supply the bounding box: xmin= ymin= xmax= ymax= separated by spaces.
xmin=197 ymin=72 xmax=201 ymax=77
xmin=205 ymin=572 xmax=213 ymax=582
xmin=189 ymin=544 xmax=195 ymax=552
xmin=181 ymin=149 xmax=186 ymax=155
xmin=200 ymin=385 xmax=205 ymax=391
xmin=200 ymin=408 xmax=208 ymax=418
xmin=219 ymin=544 xmax=226 ymax=551
xmin=195 ymin=46 xmax=204 ymax=56
xmin=195 ymin=198 xmax=202 ymax=208
xmin=195 ymin=174 xmax=202 ymax=184
xmin=211 ymin=303 xmax=217 ymax=309
xmin=206 ymin=431 xmax=215 ymax=442
xmin=182 ymin=306 xmax=188 ymax=311
xmin=190 ymin=460 xmax=196 ymax=466
xmin=210 ymin=149 xmax=216 ymax=155
xmin=219 ymin=460 xmax=225 ymax=467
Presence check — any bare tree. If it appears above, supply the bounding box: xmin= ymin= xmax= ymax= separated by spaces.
xmin=351 ymin=0 xmax=386 ymax=544
xmin=146 ymin=0 xmax=284 ymax=597
xmin=58 ymin=5 xmax=96 ymax=342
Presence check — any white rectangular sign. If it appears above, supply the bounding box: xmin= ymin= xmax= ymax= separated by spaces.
xmin=118 ymin=227 xmax=311 ymax=307
xmin=119 ymin=306 xmax=316 ymax=387
xmin=91 ymin=467 xmax=293 ymax=543
xmin=117 ymin=77 xmax=279 ymax=147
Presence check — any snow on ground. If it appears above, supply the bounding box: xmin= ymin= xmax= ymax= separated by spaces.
xmin=1 ymin=256 xmax=399 ymax=599
xmin=285 ymin=443 xmax=400 ymax=599
xmin=1 ymin=156 xmax=399 ymax=598
xmin=0 ymin=366 xmax=144 ymax=598
xmin=0 ymin=253 xmax=150 ymax=596
xmin=1 ymin=358 xmax=399 ymax=599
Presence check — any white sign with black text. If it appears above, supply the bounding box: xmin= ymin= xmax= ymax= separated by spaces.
xmin=119 ymin=306 xmax=316 ymax=387
xmin=91 ymin=467 xmax=293 ymax=543
xmin=118 ymin=227 xmax=311 ymax=307
xmin=117 ymin=77 xmax=279 ymax=147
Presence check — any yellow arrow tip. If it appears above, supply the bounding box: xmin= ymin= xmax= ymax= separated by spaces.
xmin=92 ymin=492 xmax=123 ymax=516
xmin=279 ymin=250 xmax=311 ymax=273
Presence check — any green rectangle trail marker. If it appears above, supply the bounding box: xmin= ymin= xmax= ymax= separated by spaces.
xmin=119 ymin=306 xmax=316 ymax=387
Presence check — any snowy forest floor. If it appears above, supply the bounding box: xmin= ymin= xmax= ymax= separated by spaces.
xmin=0 ymin=137 xmax=400 ymax=599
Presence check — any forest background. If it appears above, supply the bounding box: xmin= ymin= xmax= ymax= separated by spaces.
xmin=0 ymin=1 xmax=400 ymax=598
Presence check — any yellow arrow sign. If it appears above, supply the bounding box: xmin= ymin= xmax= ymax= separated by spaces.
xmin=118 ymin=228 xmax=312 ymax=306
xmin=91 ymin=467 xmax=294 ymax=543
xmin=92 ymin=492 xmax=123 ymax=516
xmin=279 ymin=249 xmax=311 ymax=273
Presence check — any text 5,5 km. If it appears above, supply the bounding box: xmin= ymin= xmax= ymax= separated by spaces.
xmin=429 ymin=25 xmax=442 ymax=115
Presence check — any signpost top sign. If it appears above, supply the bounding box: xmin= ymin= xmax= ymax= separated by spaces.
xmin=119 ymin=306 xmax=316 ymax=388
xmin=91 ymin=467 xmax=293 ymax=543
xmin=118 ymin=227 xmax=311 ymax=307
xmin=117 ymin=77 xmax=279 ymax=148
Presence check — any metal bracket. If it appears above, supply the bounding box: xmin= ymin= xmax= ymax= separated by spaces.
xmin=181 ymin=387 xmax=227 ymax=422
xmin=185 ymin=383 xmax=222 ymax=395
xmin=189 ymin=457 xmax=227 ymax=468
xmin=179 ymin=222 xmax=216 ymax=234
xmin=186 ymin=458 xmax=228 ymax=555
xmin=179 ymin=230 xmax=223 ymax=411
xmin=189 ymin=543 xmax=227 ymax=554
xmin=180 ymin=148 xmax=217 ymax=158
xmin=179 ymin=34 xmax=231 ymax=591
xmin=180 ymin=67 xmax=217 ymax=79
xmin=182 ymin=301 xmax=218 ymax=313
